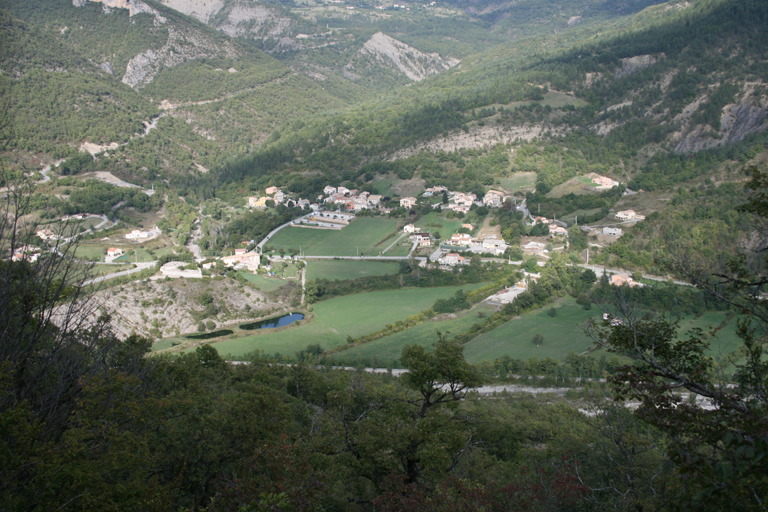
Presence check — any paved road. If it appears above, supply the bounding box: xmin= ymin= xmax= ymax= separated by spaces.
xmin=82 ymin=261 xmax=156 ymax=286
xmin=577 ymin=264 xmax=690 ymax=286
xmin=36 ymin=160 xmax=64 ymax=184
xmin=257 ymin=213 xmax=314 ymax=250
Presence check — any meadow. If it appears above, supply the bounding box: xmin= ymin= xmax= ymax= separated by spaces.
xmin=305 ymin=260 xmax=400 ymax=281
xmin=498 ymin=172 xmax=537 ymax=194
xmin=414 ymin=211 xmax=466 ymax=238
xmin=265 ymin=217 xmax=398 ymax=256
xmin=329 ymin=303 xmax=498 ymax=366
xmin=207 ymin=283 xmax=489 ymax=360
xmin=463 ymin=299 xmax=744 ymax=364
xmin=239 ymin=271 xmax=294 ymax=292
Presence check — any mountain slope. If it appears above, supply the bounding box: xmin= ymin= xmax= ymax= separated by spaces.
xmin=345 ymin=32 xmax=460 ymax=84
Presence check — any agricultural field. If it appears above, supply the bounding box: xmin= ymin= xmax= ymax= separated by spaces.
xmin=239 ymin=271 xmax=295 ymax=292
xmin=463 ymin=298 xmax=598 ymax=363
xmin=306 ymin=260 xmax=400 ymax=281
xmin=498 ymin=172 xmax=537 ymax=194
xmin=464 ymin=299 xmax=744 ymax=364
xmin=329 ymin=303 xmax=498 ymax=366
xmin=265 ymin=217 xmax=398 ymax=256
xmin=208 ymin=283 xmax=489 ymax=360
xmin=415 ymin=212 xmax=466 ymax=238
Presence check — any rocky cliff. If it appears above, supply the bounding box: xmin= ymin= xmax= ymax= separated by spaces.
xmin=346 ymin=32 xmax=459 ymax=82
xmin=73 ymin=0 xmax=242 ymax=88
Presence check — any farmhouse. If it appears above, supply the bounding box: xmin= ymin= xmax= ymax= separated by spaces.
xmin=447 ymin=204 xmax=470 ymax=214
xmin=615 ymin=210 xmax=646 ymax=221
xmin=36 ymin=229 xmax=57 ymax=240
xmin=482 ymin=190 xmax=504 ymax=208
xmin=450 ymin=233 xmax=472 ymax=246
xmin=274 ymin=190 xmax=286 ymax=204
xmin=610 ymin=273 xmax=643 ymax=288
xmin=367 ymin=195 xmax=381 ymax=207
xmin=549 ymin=225 xmax=568 ymax=237
xmin=403 ymin=224 xmax=417 ymax=233
xmin=400 ymin=196 xmax=417 ymax=209
xmin=105 ymin=247 xmax=124 ymax=263
xmin=249 ymin=196 xmax=268 ymax=208
xmin=221 ymin=251 xmax=260 ymax=271
xmin=603 ymin=227 xmax=623 ymax=236
xmin=411 ymin=233 xmax=431 ymax=246
xmin=323 ymin=186 xmax=336 ymax=195
xmin=11 ymin=245 xmax=41 ymax=263
xmin=481 ymin=237 xmax=508 ymax=255
xmin=441 ymin=253 xmax=466 ymax=266
xmin=592 ymin=175 xmax=618 ymax=188
xmin=337 ymin=186 xmax=350 ymax=195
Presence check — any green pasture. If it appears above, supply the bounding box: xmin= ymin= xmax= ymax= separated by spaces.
xmin=239 ymin=272 xmax=291 ymax=292
xmin=114 ymin=247 xmax=173 ymax=262
xmin=265 ymin=218 xmax=398 ymax=256
xmin=499 ymin=172 xmax=537 ymax=193
xmin=415 ymin=212 xmax=465 ymax=237
xmin=500 ymin=91 xmax=588 ymax=111
xmin=329 ymin=303 xmax=497 ymax=366
xmin=306 ymin=260 xmax=400 ymax=281
xmin=463 ymin=298 xmax=599 ymax=363
xmin=210 ymin=283 xmax=489 ymax=360
xmin=465 ymin=299 xmax=744 ymax=364
xmin=74 ymin=245 xmax=107 ymax=261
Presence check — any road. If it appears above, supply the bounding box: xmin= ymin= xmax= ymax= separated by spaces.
xmin=82 ymin=261 xmax=156 ymax=286
xmin=578 ymin=264 xmax=690 ymax=286
xmin=257 ymin=213 xmax=314 ymax=251
xmin=37 ymin=160 xmax=64 ymax=184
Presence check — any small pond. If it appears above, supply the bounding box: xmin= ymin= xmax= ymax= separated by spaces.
xmin=240 ymin=313 xmax=304 ymax=331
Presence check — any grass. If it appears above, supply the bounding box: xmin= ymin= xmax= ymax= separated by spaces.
xmin=306 ymin=260 xmax=400 ymax=281
xmin=239 ymin=272 xmax=291 ymax=292
xmin=465 ymin=299 xmax=745 ymax=364
xmin=209 ymin=283 xmax=490 ymax=360
xmin=265 ymin=217 xmax=399 ymax=256
xmin=329 ymin=303 xmax=497 ymax=366
xmin=498 ymin=172 xmax=537 ymax=193
xmin=74 ymin=245 xmax=107 ymax=260
xmin=463 ymin=298 xmax=599 ymax=363
xmin=415 ymin=211 xmax=465 ymax=238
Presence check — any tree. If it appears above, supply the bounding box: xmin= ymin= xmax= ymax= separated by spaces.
xmin=588 ymin=167 xmax=768 ymax=509
xmin=531 ymin=333 xmax=544 ymax=347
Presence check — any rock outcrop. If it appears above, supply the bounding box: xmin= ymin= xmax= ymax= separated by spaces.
xmin=157 ymin=0 xmax=291 ymax=39
xmin=347 ymin=32 xmax=459 ymax=82
xmin=673 ymin=102 xmax=768 ymax=154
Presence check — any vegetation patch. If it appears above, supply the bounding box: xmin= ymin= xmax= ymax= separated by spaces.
xmin=183 ymin=329 xmax=234 ymax=340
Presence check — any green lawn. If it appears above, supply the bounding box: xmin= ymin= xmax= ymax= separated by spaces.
xmin=265 ymin=218 xmax=399 ymax=256
xmin=74 ymin=245 xmax=107 ymax=261
xmin=306 ymin=260 xmax=400 ymax=281
xmin=499 ymin=172 xmax=537 ymax=193
xmin=239 ymin=272 xmax=291 ymax=292
xmin=210 ymin=283 xmax=489 ymax=360
xmin=465 ymin=299 xmax=744 ymax=364
xmin=415 ymin=212 xmax=465 ymax=238
xmin=330 ymin=303 xmax=497 ymax=366
xmin=464 ymin=298 xmax=599 ymax=363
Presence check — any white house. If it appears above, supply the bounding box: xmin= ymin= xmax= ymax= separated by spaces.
xmin=603 ymin=227 xmax=623 ymax=236
xmin=404 ymin=224 xmax=417 ymax=234
xmin=323 ymin=186 xmax=336 ymax=195
xmin=481 ymin=237 xmax=508 ymax=255
xmin=615 ymin=210 xmax=645 ymax=221
xmin=400 ymin=197 xmax=417 ymax=209
xmin=105 ymin=247 xmax=124 ymax=263
xmin=450 ymin=233 xmax=473 ymax=246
